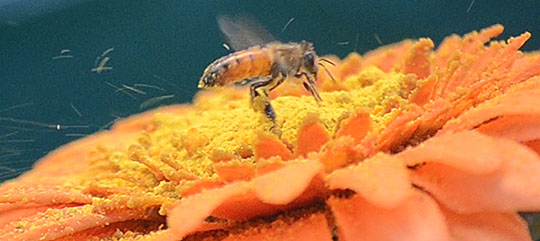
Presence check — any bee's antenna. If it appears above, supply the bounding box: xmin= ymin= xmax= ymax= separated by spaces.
xmin=318 ymin=62 xmax=336 ymax=83
xmin=320 ymin=58 xmax=336 ymax=66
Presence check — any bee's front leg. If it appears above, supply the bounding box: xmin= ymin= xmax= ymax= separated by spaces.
xmin=301 ymin=72 xmax=322 ymax=103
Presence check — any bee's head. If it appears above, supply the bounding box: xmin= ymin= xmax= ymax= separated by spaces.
xmin=198 ymin=67 xmax=218 ymax=89
xmin=300 ymin=41 xmax=319 ymax=75
xmin=300 ymin=41 xmax=336 ymax=83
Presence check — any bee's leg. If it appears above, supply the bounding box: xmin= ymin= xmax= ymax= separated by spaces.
xmin=302 ymin=73 xmax=322 ymax=103
xmin=235 ymin=77 xmax=265 ymax=87
xmin=249 ymin=77 xmax=276 ymax=122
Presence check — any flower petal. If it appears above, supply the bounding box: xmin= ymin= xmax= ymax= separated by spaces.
xmin=52 ymin=220 xmax=165 ymax=241
xmin=442 ymin=84 xmax=540 ymax=136
xmin=0 ymin=205 xmax=155 ymax=241
xmin=0 ymin=182 xmax=92 ymax=208
xmin=443 ymin=208 xmax=532 ymax=241
xmin=254 ymin=133 xmax=294 ymax=161
xmin=476 ymin=115 xmax=540 ymax=142
xmin=221 ymin=211 xmax=332 ymax=241
xmin=168 ymin=159 xmax=325 ymax=238
xmin=328 ymin=190 xmax=450 ymax=241
xmin=400 ymin=38 xmax=434 ymax=79
xmin=335 ymin=111 xmax=372 ymax=145
xmin=326 ymin=153 xmax=410 ymax=208
xmin=216 ymin=163 xmax=255 ymax=182
xmin=168 ymin=182 xmax=248 ymax=238
xmin=398 ymin=131 xmax=504 ymax=174
xmin=0 ymin=204 xmax=76 ymax=227
xmin=295 ymin=113 xmax=331 ymax=157
xmin=404 ymin=131 xmax=540 ymax=212
xmin=253 ymin=159 xmax=323 ymax=205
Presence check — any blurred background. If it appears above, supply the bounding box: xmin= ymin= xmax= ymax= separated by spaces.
xmin=1 ymin=0 xmax=540 ymax=181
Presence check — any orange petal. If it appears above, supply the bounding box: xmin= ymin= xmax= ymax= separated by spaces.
xmin=398 ymin=131 xmax=504 ymax=174
xmin=476 ymin=115 xmax=540 ymax=142
xmin=221 ymin=211 xmax=332 ymax=241
xmin=168 ymin=182 xmax=248 ymax=238
xmin=216 ymin=164 xmax=255 ymax=182
xmin=254 ymin=133 xmax=294 ymax=161
xmin=253 ymin=159 xmax=323 ymax=205
xmin=328 ymin=190 xmax=450 ymax=241
xmin=442 ymin=87 xmax=540 ymax=137
xmin=434 ymin=34 xmax=461 ymax=70
xmin=0 ymin=205 xmax=154 ymax=240
xmin=405 ymin=132 xmax=540 ymax=212
xmin=524 ymin=139 xmax=540 ymax=154
xmin=442 ymin=208 xmax=531 ymax=241
xmin=0 ymin=204 xmax=77 ymax=226
xmin=335 ymin=111 xmax=371 ymax=145
xmin=318 ymin=136 xmax=357 ymax=172
xmin=363 ymin=40 xmax=415 ymax=72
xmin=255 ymin=157 xmax=286 ymax=175
xmin=53 ymin=220 xmax=164 ymax=241
xmin=181 ymin=180 xmax=225 ymax=197
xmin=401 ymin=38 xmax=434 ymax=79
xmin=376 ymin=105 xmax=423 ymax=151
xmin=410 ymin=75 xmax=437 ymax=106
xmin=339 ymin=52 xmax=362 ymax=80
xmin=295 ymin=113 xmax=331 ymax=157
xmin=0 ymin=182 xmax=92 ymax=207
xmin=507 ymin=56 xmax=540 ymax=89
xmin=21 ymin=131 xmax=140 ymax=181
xmin=168 ymin=159 xmax=325 ymax=238
xmin=461 ymin=24 xmax=504 ymax=54
xmin=326 ymin=153 xmax=410 ymax=208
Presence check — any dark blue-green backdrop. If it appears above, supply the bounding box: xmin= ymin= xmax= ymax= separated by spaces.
xmin=1 ymin=0 xmax=540 ymax=183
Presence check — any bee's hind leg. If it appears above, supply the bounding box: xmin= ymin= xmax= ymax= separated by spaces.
xmin=249 ymin=77 xmax=276 ymax=121
xmin=249 ymin=76 xmax=283 ymax=136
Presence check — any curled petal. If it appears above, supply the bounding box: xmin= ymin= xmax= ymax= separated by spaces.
xmin=326 ymin=153 xmax=410 ymax=208
xmin=442 ymin=85 xmax=540 ymax=136
xmin=168 ymin=159 xmax=325 ymax=238
xmin=403 ymin=131 xmax=540 ymax=212
xmin=169 ymin=182 xmax=248 ymax=238
xmin=443 ymin=208 xmax=531 ymax=241
xmin=398 ymin=131 xmax=505 ymax=174
xmin=253 ymin=159 xmax=323 ymax=204
xmin=476 ymin=115 xmax=540 ymax=142
xmin=328 ymin=190 xmax=450 ymax=241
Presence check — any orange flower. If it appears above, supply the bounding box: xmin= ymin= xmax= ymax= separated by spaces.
xmin=2 ymin=24 xmax=540 ymax=240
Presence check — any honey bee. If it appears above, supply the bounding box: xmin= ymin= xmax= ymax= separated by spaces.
xmin=199 ymin=16 xmax=335 ymax=127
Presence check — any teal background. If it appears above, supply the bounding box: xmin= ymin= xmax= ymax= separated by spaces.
xmin=1 ymin=0 xmax=540 ymax=183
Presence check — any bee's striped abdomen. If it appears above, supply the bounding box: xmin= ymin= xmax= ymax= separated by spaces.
xmin=199 ymin=48 xmax=273 ymax=88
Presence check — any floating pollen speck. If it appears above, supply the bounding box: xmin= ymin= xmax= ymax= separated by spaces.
xmin=2 ymin=24 xmax=540 ymax=241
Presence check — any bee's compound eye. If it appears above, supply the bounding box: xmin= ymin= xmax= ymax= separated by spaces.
xmin=304 ymin=52 xmax=316 ymax=72
xmin=304 ymin=52 xmax=315 ymax=65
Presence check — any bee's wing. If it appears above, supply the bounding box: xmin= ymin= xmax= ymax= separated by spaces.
xmin=217 ymin=15 xmax=276 ymax=50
